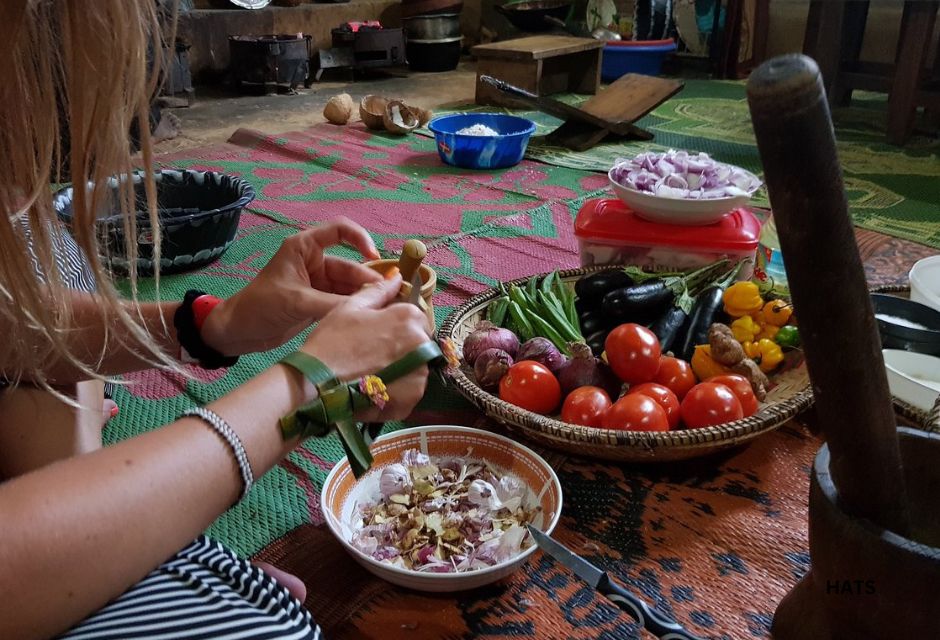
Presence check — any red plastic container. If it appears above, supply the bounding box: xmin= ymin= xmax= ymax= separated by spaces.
xmin=574 ymin=198 xmax=761 ymax=275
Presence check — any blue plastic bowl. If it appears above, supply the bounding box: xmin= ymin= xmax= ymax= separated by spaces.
xmin=601 ymin=39 xmax=677 ymax=82
xmin=428 ymin=113 xmax=537 ymax=170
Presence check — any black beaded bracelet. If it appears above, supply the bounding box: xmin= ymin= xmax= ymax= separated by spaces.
xmin=174 ymin=290 xmax=239 ymax=370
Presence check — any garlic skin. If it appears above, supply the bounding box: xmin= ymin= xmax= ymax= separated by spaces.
xmin=379 ymin=463 xmax=412 ymax=498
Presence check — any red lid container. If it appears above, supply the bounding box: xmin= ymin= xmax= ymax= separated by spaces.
xmin=574 ymin=198 xmax=761 ymax=273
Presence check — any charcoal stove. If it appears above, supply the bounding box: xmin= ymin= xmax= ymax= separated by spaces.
xmin=229 ymin=34 xmax=312 ymax=93
xmin=315 ymin=22 xmax=406 ymax=81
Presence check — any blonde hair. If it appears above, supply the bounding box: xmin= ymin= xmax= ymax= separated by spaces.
xmin=0 ymin=0 xmax=179 ymax=386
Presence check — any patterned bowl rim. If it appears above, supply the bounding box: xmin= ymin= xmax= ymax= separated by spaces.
xmin=439 ymin=265 xmax=815 ymax=451
xmin=320 ymin=425 xmax=563 ymax=582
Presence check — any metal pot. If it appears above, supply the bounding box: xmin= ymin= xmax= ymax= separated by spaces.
xmin=403 ymin=14 xmax=462 ymax=41
xmin=494 ymin=1 xmax=571 ymax=33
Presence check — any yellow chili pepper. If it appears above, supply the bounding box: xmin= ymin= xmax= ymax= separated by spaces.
xmin=756 ymin=338 xmax=784 ymax=373
xmin=762 ymin=300 xmax=793 ymax=326
xmin=723 ymin=281 xmax=764 ymax=317
xmin=690 ymin=345 xmax=732 ymax=381
xmin=756 ymin=323 xmax=780 ymax=342
xmin=731 ymin=315 xmax=761 ymax=343
xmin=742 ymin=341 xmax=761 ymax=359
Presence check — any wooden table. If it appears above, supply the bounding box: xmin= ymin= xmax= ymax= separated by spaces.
xmin=472 ymin=36 xmax=605 ymax=108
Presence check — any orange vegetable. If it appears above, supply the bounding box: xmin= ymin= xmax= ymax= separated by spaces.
xmin=690 ymin=345 xmax=732 ymax=381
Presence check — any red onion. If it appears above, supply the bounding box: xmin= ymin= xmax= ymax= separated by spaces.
xmin=558 ymin=342 xmax=622 ymax=398
xmin=473 ymin=348 xmax=514 ymax=390
xmin=462 ymin=321 xmax=520 ymax=366
xmin=611 ymin=149 xmax=762 ymax=200
xmin=517 ymin=337 xmax=567 ymax=373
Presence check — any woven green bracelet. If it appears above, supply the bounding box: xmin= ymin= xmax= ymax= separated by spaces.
xmin=278 ymin=353 xmax=341 ymax=440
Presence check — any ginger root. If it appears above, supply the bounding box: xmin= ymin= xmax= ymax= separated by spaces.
xmin=708 ymin=322 xmax=769 ymax=401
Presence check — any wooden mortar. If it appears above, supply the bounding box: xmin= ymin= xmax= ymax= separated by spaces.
xmin=746 ymin=53 xmax=939 ymax=639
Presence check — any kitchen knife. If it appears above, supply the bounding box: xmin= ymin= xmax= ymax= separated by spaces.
xmin=527 ymin=525 xmax=705 ymax=640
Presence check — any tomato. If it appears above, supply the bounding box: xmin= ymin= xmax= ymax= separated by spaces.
xmin=499 ymin=360 xmax=562 ymax=414
xmin=627 ymin=382 xmax=681 ymax=429
xmin=653 ymin=356 xmax=697 ymax=400
xmin=707 ymin=374 xmax=759 ymax=417
xmin=604 ymin=323 xmax=661 ymax=384
xmin=561 ymin=386 xmax=612 ymax=427
xmin=680 ymin=382 xmax=744 ymax=429
xmin=602 ymin=394 xmax=669 ymax=432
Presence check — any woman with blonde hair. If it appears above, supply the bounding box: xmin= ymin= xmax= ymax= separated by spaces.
xmin=0 ymin=2 xmax=431 ymax=638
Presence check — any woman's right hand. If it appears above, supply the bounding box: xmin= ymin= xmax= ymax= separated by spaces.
xmin=301 ymin=274 xmax=431 ymax=421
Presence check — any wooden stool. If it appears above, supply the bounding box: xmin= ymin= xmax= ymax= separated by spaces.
xmin=472 ymin=36 xmax=604 ymax=108
xmin=803 ymin=0 xmax=940 ymax=145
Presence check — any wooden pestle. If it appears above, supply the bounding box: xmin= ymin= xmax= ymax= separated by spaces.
xmin=745 ymin=54 xmax=910 ymax=535
xmin=397 ymin=239 xmax=428 ymax=284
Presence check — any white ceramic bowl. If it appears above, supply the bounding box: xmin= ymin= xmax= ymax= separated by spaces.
xmin=910 ymin=255 xmax=940 ymax=313
xmin=321 ymin=425 xmax=563 ymax=592
xmin=883 ymin=349 xmax=940 ymax=414
xmin=607 ymin=167 xmax=760 ymax=226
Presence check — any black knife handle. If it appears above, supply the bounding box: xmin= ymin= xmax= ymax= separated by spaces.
xmin=597 ymin=574 xmax=705 ymax=640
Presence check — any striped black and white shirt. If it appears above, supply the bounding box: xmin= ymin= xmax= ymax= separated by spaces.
xmin=59 ymin=537 xmax=321 ymax=640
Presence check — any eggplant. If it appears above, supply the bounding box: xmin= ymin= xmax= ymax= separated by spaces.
xmin=578 ymin=309 xmax=607 ymax=337
xmin=586 ymin=329 xmax=610 ymax=357
xmin=676 ymin=285 xmax=726 ymax=361
xmin=601 ymin=279 xmax=674 ymax=323
xmin=650 ymin=306 xmax=688 ymax=354
xmin=574 ymin=270 xmax=633 ymax=304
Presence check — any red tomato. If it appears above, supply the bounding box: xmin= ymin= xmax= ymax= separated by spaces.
xmin=653 ymin=356 xmax=697 ymax=400
xmin=602 ymin=394 xmax=669 ymax=432
xmin=680 ymin=382 xmax=744 ymax=429
xmin=604 ymin=323 xmax=662 ymax=384
xmin=499 ymin=360 xmax=562 ymax=415
xmin=707 ymin=374 xmax=759 ymax=417
xmin=627 ymin=382 xmax=681 ymax=429
xmin=561 ymin=386 xmax=612 ymax=427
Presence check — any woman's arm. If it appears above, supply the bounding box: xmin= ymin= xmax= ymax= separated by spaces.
xmin=17 ymin=220 xmax=383 ymax=384
xmin=0 ymin=277 xmax=430 ymax=639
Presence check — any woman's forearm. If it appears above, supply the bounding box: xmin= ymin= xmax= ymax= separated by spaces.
xmin=0 ymin=362 xmax=310 ymax=640
xmin=23 ymin=293 xmax=181 ymax=383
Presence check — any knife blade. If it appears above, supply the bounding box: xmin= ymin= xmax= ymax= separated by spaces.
xmin=526 ymin=525 xmax=705 ymax=640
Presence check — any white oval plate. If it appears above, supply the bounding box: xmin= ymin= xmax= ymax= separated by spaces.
xmin=883 ymin=349 xmax=940 ymax=413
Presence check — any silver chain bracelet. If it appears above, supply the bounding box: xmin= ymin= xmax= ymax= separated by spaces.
xmin=182 ymin=407 xmax=254 ymax=503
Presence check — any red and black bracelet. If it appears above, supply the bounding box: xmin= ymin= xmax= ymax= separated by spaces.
xmin=173 ymin=290 xmax=239 ymax=370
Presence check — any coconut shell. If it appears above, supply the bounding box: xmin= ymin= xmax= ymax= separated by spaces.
xmin=323 ymin=93 xmax=354 ymax=125
xmin=383 ymin=100 xmax=419 ymax=135
xmin=412 ymin=106 xmax=433 ymax=127
xmin=360 ymin=95 xmax=389 ymax=130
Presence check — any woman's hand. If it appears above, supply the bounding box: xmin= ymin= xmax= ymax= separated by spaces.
xmin=201 ymin=218 xmax=383 ymax=356
xmin=302 ymin=274 xmax=431 ymax=421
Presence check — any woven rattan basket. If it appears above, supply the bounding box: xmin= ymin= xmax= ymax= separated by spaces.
xmin=439 ymin=266 xmax=815 ymax=462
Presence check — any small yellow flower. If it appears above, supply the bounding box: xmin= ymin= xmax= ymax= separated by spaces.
xmin=360 ymin=375 xmax=390 ymax=410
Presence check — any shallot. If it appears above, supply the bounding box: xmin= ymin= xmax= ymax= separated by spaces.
xmin=557 ymin=342 xmax=621 ymax=398
xmin=517 ymin=337 xmax=567 ymax=373
xmin=474 ymin=348 xmax=513 ymax=390
xmin=462 ymin=321 xmax=520 ymax=365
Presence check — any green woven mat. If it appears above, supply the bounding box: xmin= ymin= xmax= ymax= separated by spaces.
xmin=423 ymin=79 xmax=940 ymax=249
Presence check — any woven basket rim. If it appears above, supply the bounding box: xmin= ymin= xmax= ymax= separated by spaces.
xmin=439 ymin=265 xmax=815 ymax=451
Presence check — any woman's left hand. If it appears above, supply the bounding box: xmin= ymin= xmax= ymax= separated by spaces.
xmin=200 ymin=218 xmax=383 ymax=356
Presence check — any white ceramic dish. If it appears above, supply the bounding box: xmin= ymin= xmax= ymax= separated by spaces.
xmin=321 ymin=425 xmax=563 ymax=592
xmin=910 ymin=255 xmax=940 ymax=313
xmin=883 ymin=349 xmax=940 ymax=414
xmin=607 ymin=168 xmax=758 ymax=226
